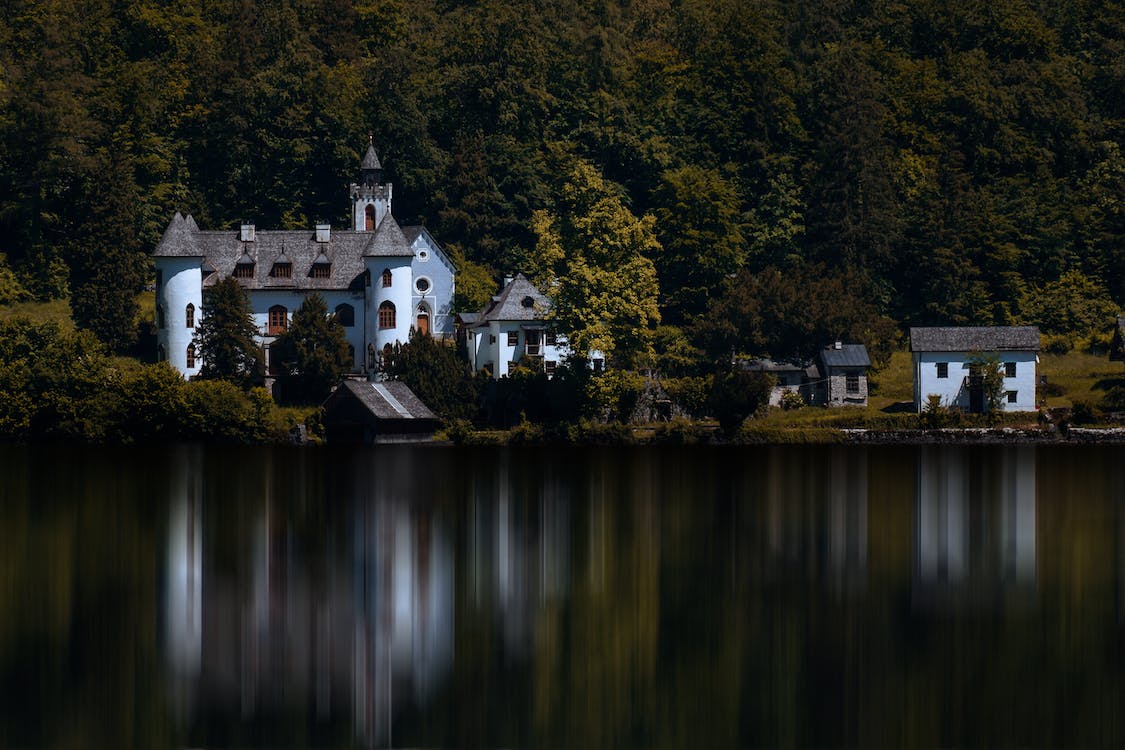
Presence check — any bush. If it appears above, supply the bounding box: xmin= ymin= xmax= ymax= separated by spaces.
xmin=661 ymin=376 xmax=711 ymax=418
xmin=1042 ymin=334 xmax=1072 ymax=354
xmin=1070 ymin=399 xmax=1097 ymax=425
xmin=1100 ymin=386 xmax=1125 ymax=413
xmin=779 ymin=388 xmax=804 ymax=410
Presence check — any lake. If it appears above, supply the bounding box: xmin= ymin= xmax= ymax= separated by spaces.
xmin=1 ymin=442 xmax=1123 ymax=748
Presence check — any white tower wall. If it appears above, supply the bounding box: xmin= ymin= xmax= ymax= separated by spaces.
xmin=365 ymin=257 xmax=414 ymax=358
xmin=157 ymin=257 xmax=203 ymax=377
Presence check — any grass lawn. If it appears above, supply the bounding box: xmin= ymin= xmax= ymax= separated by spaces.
xmin=1039 ymin=350 xmax=1124 ymax=407
xmin=0 ymin=298 xmax=75 ymax=329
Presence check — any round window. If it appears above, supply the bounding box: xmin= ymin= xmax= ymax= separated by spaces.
xmin=417 ymin=250 xmax=429 ymax=261
xmin=415 ymin=277 xmax=431 ymax=293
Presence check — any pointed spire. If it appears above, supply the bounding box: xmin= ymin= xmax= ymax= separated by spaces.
xmin=360 ymin=135 xmax=383 ymax=186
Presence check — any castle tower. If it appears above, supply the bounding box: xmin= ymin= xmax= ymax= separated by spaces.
xmin=351 ymin=136 xmax=392 ymax=231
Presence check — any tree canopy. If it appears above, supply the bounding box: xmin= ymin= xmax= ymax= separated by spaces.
xmin=1 ymin=0 xmax=1121 ymax=360
xmin=271 ymin=292 xmax=352 ymax=403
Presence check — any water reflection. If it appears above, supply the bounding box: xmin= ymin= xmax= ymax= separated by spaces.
xmin=4 ymin=443 xmax=1125 ymax=747
xmin=914 ymin=446 xmax=1037 ymax=607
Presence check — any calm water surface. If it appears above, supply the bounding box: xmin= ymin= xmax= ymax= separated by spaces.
xmin=1 ymin=443 xmax=1124 ymax=748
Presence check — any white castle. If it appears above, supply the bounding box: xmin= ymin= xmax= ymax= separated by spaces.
xmin=153 ymin=139 xmax=456 ymax=378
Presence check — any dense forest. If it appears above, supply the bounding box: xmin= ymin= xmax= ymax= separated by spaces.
xmin=1 ymin=0 xmax=1122 ymax=366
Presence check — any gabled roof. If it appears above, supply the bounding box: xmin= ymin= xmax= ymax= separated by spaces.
xmin=153 ymin=212 xmax=413 ymax=290
xmin=335 ymin=380 xmax=438 ymax=421
xmin=909 ymin=326 xmax=1041 ymax=352
xmin=476 ymin=273 xmax=551 ymax=323
xmin=820 ymin=343 xmax=871 ymax=368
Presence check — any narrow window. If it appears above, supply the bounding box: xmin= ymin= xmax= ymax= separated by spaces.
xmin=268 ymin=305 xmax=288 ymax=335
xmin=378 ymin=301 xmax=396 ymax=329
xmin=507 ymin=330 xmax=519 ymax=346
xmin=1007 ymin=390 xmax=1018 ymax=404
xmin=157 ymin=345 xmax=166 ymax=362
xmin=348 ymin=344 xmax=355 ymax=366
xmin=155 ymin=270 xmax=163 ymax=289
xmin=1005 ymin=362 xmax=1016 ymax=378
xmin=335 ymin=303 xmax=355 ymax=327
xmin=156 ymin=305 xmax=165 ymax=329
xmin=545 ymin=331 xmax=557 ymax=346
xmin=381 ymin=268 xmax=392 ymax=288
xmin=365 ymin=204 xmax=376 ymax=231
xmin=545 ymin=360 xmax=557 ymax=376
xmin=846 ymin=373 xmax=860 ymax=394
xmin=592 ymin=358 xmax=604 ymax=373
xmin=186 ymin=343 xmax=196 ymax=369
xmin=936 ymin=362 xmax=948 ymax=379
xmin=185 ymin=303 xmax=195 ymax=328
xmin=489 ymin=334 xmax=496 ymax=344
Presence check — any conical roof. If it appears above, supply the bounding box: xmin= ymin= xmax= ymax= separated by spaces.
xmin=361 ymin=142 xmax=382 ymax=171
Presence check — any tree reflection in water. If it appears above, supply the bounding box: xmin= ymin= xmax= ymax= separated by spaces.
xmin=0 ymin=443 xmax=1123 ymax=747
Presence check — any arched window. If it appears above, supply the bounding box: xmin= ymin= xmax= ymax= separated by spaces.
xmin=381 ymin=268 xmax=392 ymax=287
xmin=415 ymin=305 xmax=430 ymax=336
xmin=365 ymin=204 xmax=376 ymax=231
xmin=185 ymin=303 xmax=195 ymax=328
xmin=335 ymin=303 xmax=355 ymax=327
xmin=268 ymin=305 xmax=288 ymax=335
xmin=378 ymin=301 xmax=396 ymax=329
xmin=186 ymin=343 xmax=196 ymax=369
xmin=156 ymin=305 xmax=165 ymax=329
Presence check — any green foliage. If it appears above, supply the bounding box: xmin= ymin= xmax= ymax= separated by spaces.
xmin=586 ymin=369 xmax=646 ymax=423
xmin=660 ymin=376 xmax=711 ymax=419
xmin=779 ymin=389 xmax=804 ymax=411
xmin=708 ymin=370 xmax=774 ymax=436
xmin=1018 ymin=270 xmax=1119 ymax=340
xmin=0 ymin=0 xmax=1121 ymax=378
xmin=381 ymin=331 xmax=480 ymax=421
xmin=528 ymin=160 xmax=661 ymax=368
xmin=448 ymin=247 xmax=496 ymax=313
xmin=0 ymin=254 xmax=31 ymax=306
xmin=272 ymin=292 xmax=351 ymax=404
xmin=1100 ymin=386 xmax=1125 ymax=414
xmin=194 ymin=277 xmax=263 ymax=389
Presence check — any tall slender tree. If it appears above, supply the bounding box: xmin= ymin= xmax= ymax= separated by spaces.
xmin=194 ymin=277 xmax=262 ymax=388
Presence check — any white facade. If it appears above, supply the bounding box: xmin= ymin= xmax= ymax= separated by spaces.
xmin=912 ymin=351 xmax=1039 ymax=412
xmin=155 ymin=257 xmax=204 ymax=376
xmin=468 ymin=321 xmax=570 ymax=378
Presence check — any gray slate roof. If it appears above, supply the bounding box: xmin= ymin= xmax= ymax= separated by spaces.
xmin=738 ymin=358 xmax=821 ymax=379
xmin=820 ymin=343 xmax=871 ymax=368
xmin=909 ymin=326 xmax=1041 ymax=352
xmin=338 ymin=380 xmax=438 ymax=421
xmin=475 ymin=273 xmax=551 ymax=323
xmin=361 ymin=143 xmax=382 ymax=171
xmin=153 ymin=212 xmax=413 ymax=290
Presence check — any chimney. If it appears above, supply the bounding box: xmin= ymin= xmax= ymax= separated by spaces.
xmin=834 ymin=340 xmax=842 ymax=350
xmin=240 ymin=224 xmax=255 ymax=242
xmin=316 ymin=223 xmax=331 ymax=243
xmin=503 ymin=274 xmax=514 ymax=288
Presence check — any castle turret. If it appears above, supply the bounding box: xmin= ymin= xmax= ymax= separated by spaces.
xmin=351 ymin=136 xmax=392 ymax=231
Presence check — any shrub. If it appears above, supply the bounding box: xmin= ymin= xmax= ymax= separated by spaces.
xmin=1070 ymin=400 xmax=1097 ymax=425
xmin=1100 ymin=386 xmax=1125 ymax=413
xmin=779 ymin=388 xmax=804 ymax=410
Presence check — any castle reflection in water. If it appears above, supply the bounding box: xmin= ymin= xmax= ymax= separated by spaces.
xmin=160 ymin=444 xmax=1041 ymax=743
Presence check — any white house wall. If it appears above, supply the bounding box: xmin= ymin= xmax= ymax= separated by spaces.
xmin=364 ymin=257 xmax=414 ymax=355
xmin=410 ymin=231 xmax=456 ymax=337
xmin=246 ymin=289 xmax=367 ymax=373
xmin=156 ymin=257 xmax=204 ymax=376
xmin=913 ymin=351 xmax=1038 ymax=412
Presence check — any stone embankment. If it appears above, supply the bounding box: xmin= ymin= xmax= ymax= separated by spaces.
xmin=841 ymin=427 xmax=1125 ymax=444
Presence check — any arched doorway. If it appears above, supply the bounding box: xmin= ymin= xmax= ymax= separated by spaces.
xmin=416 ymin=305 xmax=430 ymax=336
xmin=365 ymin=204 xmax=376 ymax=231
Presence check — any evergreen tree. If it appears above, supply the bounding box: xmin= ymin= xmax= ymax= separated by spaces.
xmin=271 ymin=292 xmax=351 ymax=403
xmin=381 ymin=331 xmax=479 ymax=422
xmin=194 ymin=277 xmax=262 ymax=388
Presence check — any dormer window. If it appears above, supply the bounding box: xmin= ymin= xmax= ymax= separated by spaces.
xmin=271 ymin=262 xmax=292 ymax=278
xmin=521 ymin=296 xmax=535 ymax=308
xmin=233 ymin=264 xmax=255 ymax=279
xmin=310 ymin=263 xmax=331 ymax=279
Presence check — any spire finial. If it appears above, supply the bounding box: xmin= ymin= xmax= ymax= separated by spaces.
xmin=368 ymin=131 xmax=373 ymax=145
